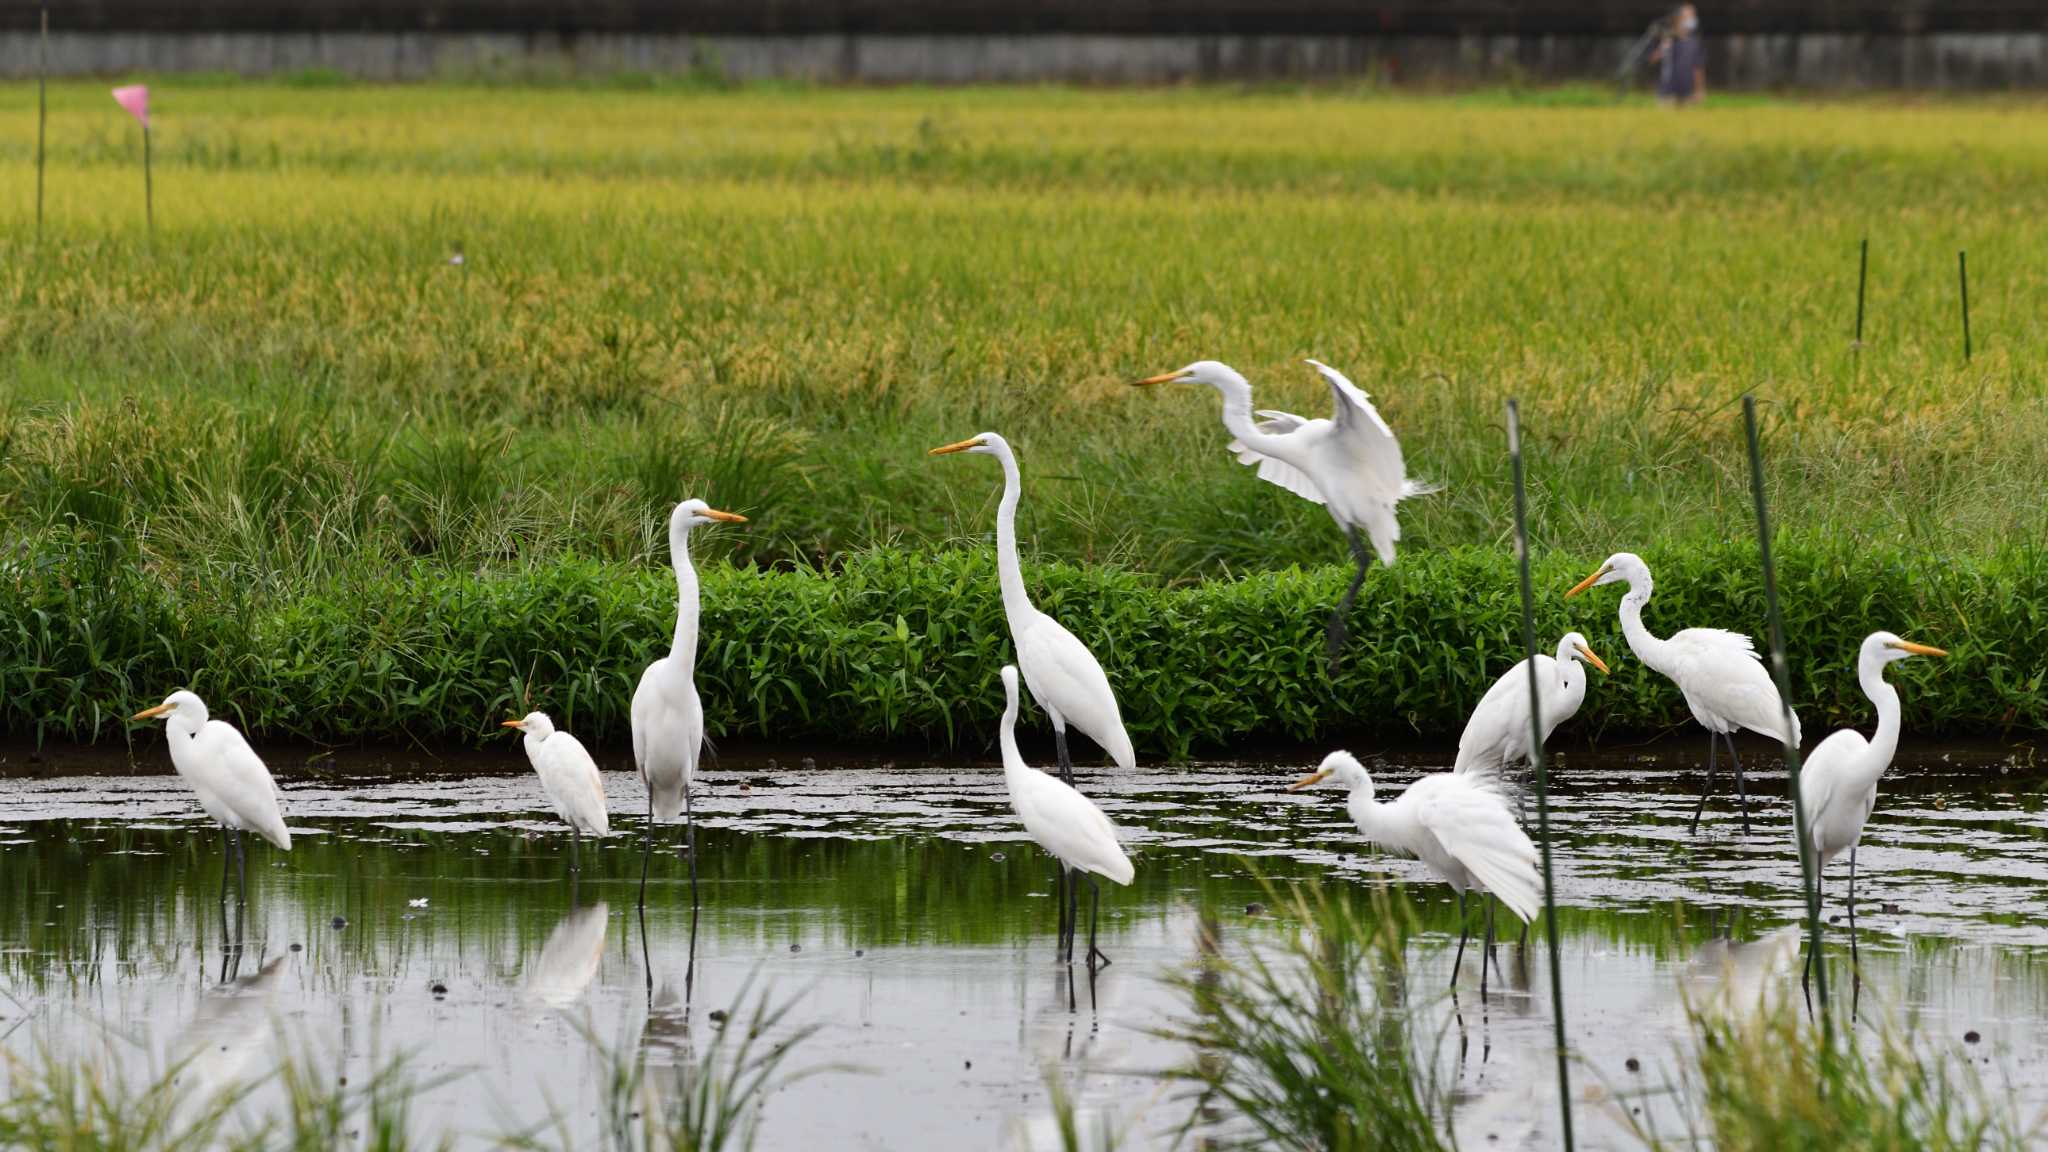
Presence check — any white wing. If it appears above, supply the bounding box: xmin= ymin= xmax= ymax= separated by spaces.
xmin=533 ymin=732 xmax=611 ymax=837
xmin=632 ymin=657 xmax=699 ymax=822
xmin=1302 ymin=360 xmax=1435 ymax=563
xmin=526 ymin=902 xmax=610 ymax=1009
xmin=1227 ymin=410 xmax=1328 ymax=505
xmin=1668 ymin=631 xmax=1800 ymax=745
xmin=1454 ymin=656 xmax=1541 ymax=777
xmin=1015 ymin=613 xmax=1135 ymax=771
xmin=193 ymin=722 xmax=292 ymax=850
xmin=1010 ymin=768 xmax=1134 ymax=885
xmin=1798 ymin=728 xmax=1872 ymax=863
xmin=1409 ymin=774 xmax=1542 ymax=923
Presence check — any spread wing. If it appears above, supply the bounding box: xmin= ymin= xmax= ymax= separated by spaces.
xmin=1305 ymin=359 xmax=1416 ymax=502
xmin=1227 ymin=409 xmax=1328 ymax=505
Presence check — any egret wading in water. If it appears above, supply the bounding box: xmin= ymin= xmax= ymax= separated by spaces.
xmin=1797 ymin=632 xmax=1946 ymax=990
xmin=131 ymin=691 xmax=291 ymax=902
xmin=1567 ymin=552 xmax=1801 ymax=835
xmin=1456 ymin=632 xmax=1610 ymax=786
xmin=1290 ymin=751 xmax=1540 ymax=992
xmin=1134 ymin=360 xmax=1438 ymax=673
xmin=504 ymin=711 xmax=609 ymax=871
xmin=997 ymin=665 xmax=1133 ymax=969
xmin=633 ymin=499 xmax=746 ymax=907
xmin=930 ymin=433 xmax=1136 ymax=952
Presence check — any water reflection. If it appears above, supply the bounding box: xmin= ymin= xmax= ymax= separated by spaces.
xmin=526 ymin=901 xmax=609 ymax=1010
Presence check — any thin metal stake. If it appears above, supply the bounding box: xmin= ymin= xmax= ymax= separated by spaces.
xmin=1742 ymin=395 xmax=1829 ymax=1034
xmin=142 ymin=122 xmax=153 ymax=237
xmin=1958 ymin=251 xmax=1971 ymax=362
xmin=36 ymin=8 xmax=47 ymax=240
xmin=1507 ymin=399 xmax=1575 ymax=1151
xmin=1853 ymin=237 xmax=1867 ymax=345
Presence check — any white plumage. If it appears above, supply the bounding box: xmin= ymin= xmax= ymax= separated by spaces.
xmin=633 ymin=499 xmax=745 ymax=824
xmin=1568 ymin=552 xmax=1800 ymax=832
xmin=1292 ymin=751 xmax=1542 ymax=925
xmin=1455 ymin=631 xmax=1609 ymax=781
xmin=505 ymin=711 xmax=610 ymax=838
xmin=1799 ymin=632 xmax=1946 ymax=871
xmin=997 ymin=665 xmax=1134 ymax=886
xmin=931 ymin=433 xmax=1135 ymax=777
xmin=131 ymin=690 xmax=291 ymax=851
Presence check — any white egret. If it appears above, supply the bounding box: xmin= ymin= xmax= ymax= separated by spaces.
xmin=1567 ymin=552 xmax=1801 ymax=834
xmin=1455 ymin=632 xmax=1610 ymax=784
xmin=632 ymin=499 xmax=746 ymax=905
xmin=503 ymin=711 xmax=609 ymax=871
xmin=997 ymin=665 xmax=1134 ymax=968
xmin=1797 ymin=632 xmax=1945 ymax=986
xmin=1134 ymin=359 xmax=1437 ymax=671
xmin=131 ymin=690 xmax=291 ymax=898
xmin=1290 ymin=750 xmax=1540 ymax=990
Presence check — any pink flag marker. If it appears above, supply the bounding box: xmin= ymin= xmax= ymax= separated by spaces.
xmin=112 ymin=84 xmax=150 ymax=127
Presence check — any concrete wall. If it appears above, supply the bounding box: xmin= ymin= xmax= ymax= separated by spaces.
xmin=2 ymin=31 xmax=2046 ymax=89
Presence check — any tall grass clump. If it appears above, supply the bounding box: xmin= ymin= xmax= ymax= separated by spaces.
xmin=1159 ymin=879 xmax=1447 ymax=1152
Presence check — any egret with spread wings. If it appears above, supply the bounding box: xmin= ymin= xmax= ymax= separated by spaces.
xmin=1291 ymin=750 xmax=1540 ymax=991
xmin=1135 ymin=359 xmax=1437 ymax=672
xmin=131 ymin=690 xmax=291 ymax=900
xmin=1568 ymin=552 xmax=1801 ymax=834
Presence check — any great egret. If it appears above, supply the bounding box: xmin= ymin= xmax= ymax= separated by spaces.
xmin=503 ymin=711 xmax=610 ymax=871
xmin=1134 ymin=359 xmax=1437 ymax=671
xmin=1290 ymin=750 xmax=1540 ymax=990
xmin=1797 ymin=632 xmax=1945 ymax=987
xmin=1455 ymin=632 xmax=1610 ymax=783
xmin=632 ymin=499 xmax=746 ymax=906
xmin=997 ymin=665 xmax=1134 ymax=968
xmin=1567 ymin=552 xmax=1801 ymax=834
xmin=131 ymin=690 xmax=291 ymax=899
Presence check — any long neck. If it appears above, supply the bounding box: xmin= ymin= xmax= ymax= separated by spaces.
xmin=992 ymin=446 xmax=1034 ymax=624
xmin=1859 ymin=648 xmax=1903 ymax=772
xmin=669 ymin=519 xmax=700 ymax=670
xmin=1617 ymin=578 xmax=1674 ymax=674
xmin=1212 ymin=377 xmax=1300 ymax=463
xmin=997 ymin=696 xmax=1029 ymax=787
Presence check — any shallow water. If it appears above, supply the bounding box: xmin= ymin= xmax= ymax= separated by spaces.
xmin=2 ymin=742 xmax=2046 ymax=1149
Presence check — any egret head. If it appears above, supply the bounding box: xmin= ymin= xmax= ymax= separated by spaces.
xmin=501 ymin=711 xmax=556 ymax=739
xmin=1560 ymin=631 xmax=1611 ymax=675
xmin=999 ymin=664 xmax=1021 ymax=708
xmin=927 ymin=431 xmax=1010 ymax=459
xmin=131 ymin=690 xmax=206 ymax=726
xmin=1288 ymin=750 xmax=1372 ymax=797
xmin=669 ymin=498 xmax=747 ymax=532
xmin=1867 ymin=631 xmax=1947 ymax=667
xmin=1567 ymin=551 xmax=1649 ymax=598
xmin=1132 ymin=361 xmax=1246 ymax=393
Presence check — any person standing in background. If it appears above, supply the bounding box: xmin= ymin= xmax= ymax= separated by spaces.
xmin=1652 ymin=5 xmax=1706 ymax=105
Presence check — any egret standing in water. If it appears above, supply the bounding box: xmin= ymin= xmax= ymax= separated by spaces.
xmin=1290 ymin=751 xmax=1539 ymax=990
xmin=1567 ymin=552 xmax=1801 ymax=834
xmin=930 ymin=433 xmax=1136 ymax=948
xmin=633 ymin=499 xmax=746 ymax=906
xmin=1797 ymin=632 xmax=1945 ymax=987
xmin=131 ymin=691 xmax=291 ymax=900
xmin=1456 ymin=631 xmax=1610 ymax=784
xmin=1134 ymin=360 xmax=1437 ymax=672
xmin=997 ymin=665 xmax=1133 ymax=968
xmin=504 ymin=711 xmax=609 ymax=871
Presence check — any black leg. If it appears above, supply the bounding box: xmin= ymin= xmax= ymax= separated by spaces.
xmin=639 ymin=787 xmax=654 ymax=909
xmin=219 ymin=827 xmax=232 ymax=909
xmin=1450 ymin=891 xmax=1469 ymax=987
xmin=685 ymin=784 xmax=701 ymax=937
xmin=1725 ymin=732 xmax=1751 ymax=835
xmin=570 ymin=827 xmax=581 ymax=874
xmin=234 ymin=829 xmax=247 ymax=907
xmin=1053 ymin=860 xmax=1068 ymax=961
xmin=1053 ymin=726 xmax=1074 ymax=787
xmin=1689 ymin=731 xmax=1718 ymax=835
xmin=1325 ymin=530 xmax=1372 ymax=677
xmin=1086 ymin=876 xmax=1109 ymax=970
xmin=1481 ymin=898 xmax=1495 ymax=997
xmin=1848 ymin=846 xmax=1860 ymax=971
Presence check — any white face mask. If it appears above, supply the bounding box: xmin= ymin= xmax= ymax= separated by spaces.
xmin=1681 ymin=15 xmax=1698 ymax=31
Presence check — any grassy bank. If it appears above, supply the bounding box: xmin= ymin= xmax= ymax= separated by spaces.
xmin=6 ymin=539 xmax=2036 ymax=753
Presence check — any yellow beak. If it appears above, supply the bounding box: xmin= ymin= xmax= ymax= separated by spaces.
xmin=928 ymin=436 xmax=986 ymax=456
xmin=1132 ymin=369 xmax=1193 ymax=387
xmin=1576 ymin=644 xmax=1611 ymax=675
xmin=1288 ymin=767 xmax=1333 ymax=792
xmin=130 ymin=702 xmax=173 ymax=721
xmin=701 ymin=508 xmax=747 ymax=523
xmin=1887 ymin=640 xmax=1948 ymax=658
xmin=1565 ymin=565 xmax=1611 ymax=599
xmin=500 ymin=719 xmax=524 ymax=729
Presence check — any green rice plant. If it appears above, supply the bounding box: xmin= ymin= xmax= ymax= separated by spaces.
xmin=1158 ymin=878 xmax=1448 ymax=1152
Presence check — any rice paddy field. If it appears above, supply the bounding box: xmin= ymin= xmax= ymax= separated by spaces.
xmin=5 ymin=82 xmax=2048 ymax=1150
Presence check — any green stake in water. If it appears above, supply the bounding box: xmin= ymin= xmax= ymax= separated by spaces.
xmin=1507 ymin=399 xmax=1575 ymax=1151
xmin=1742 ymin=395 xmax=1830 ymax=1032
xmin=36 ymin=8 xmax=47 ymax=241
xmin=1958 ymin=250 xmax=1971 ymax=362
xmin=1853 ymin=237 xmax=1867 ymax=345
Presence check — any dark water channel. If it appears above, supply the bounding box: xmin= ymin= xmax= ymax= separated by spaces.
xmin=2 ymin=742 xmax=2045 ymax=1149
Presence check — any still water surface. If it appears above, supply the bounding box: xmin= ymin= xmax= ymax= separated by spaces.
xmin=3 ymin=744 xmax=2045 ymax=1148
